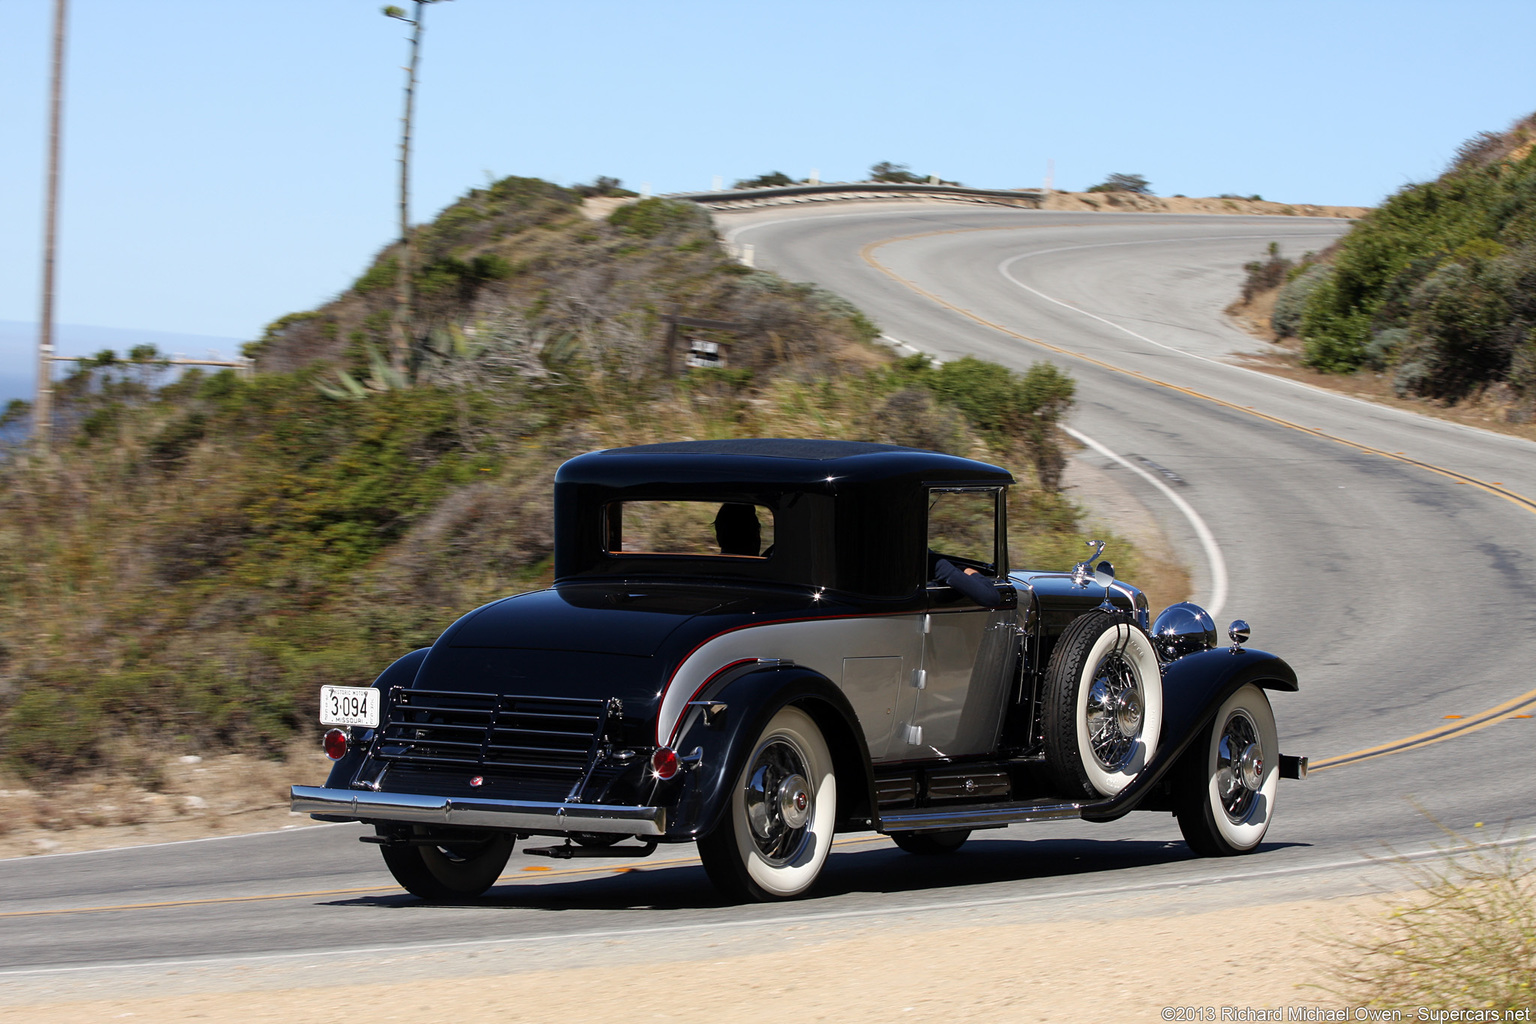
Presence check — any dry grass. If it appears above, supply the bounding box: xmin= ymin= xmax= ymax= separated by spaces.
xmin=1322 ymin=834 xmax=1536 ymax=1011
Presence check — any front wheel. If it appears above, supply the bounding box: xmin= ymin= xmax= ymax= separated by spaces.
xmin=1175 ymin=684 xmax=1279 ymax=856
xmin=379 ymin=828 xmax=515 ymax=900
xmin=697 ymin=705 xmax=837 ymax=902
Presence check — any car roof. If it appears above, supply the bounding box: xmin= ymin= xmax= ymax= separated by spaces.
xmin=557 ymin=438 xmax=1013 ymax=489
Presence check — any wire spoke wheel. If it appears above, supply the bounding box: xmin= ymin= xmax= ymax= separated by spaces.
xmin=1043 ymin=611 xmax=1162 ymax=798
xmin=1084 ymin=650 xmax=1145 ymax=772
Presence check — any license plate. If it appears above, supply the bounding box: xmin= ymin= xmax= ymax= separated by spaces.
xmin=320 ymin=686 xmax=380 ymax=728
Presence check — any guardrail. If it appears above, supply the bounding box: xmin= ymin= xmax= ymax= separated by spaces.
xmin=667 ymin=181 xmax=1047 ymax=210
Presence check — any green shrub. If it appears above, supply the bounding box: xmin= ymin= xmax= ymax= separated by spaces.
xmin=353 ymin=256 xmax=398 ymax=295
xmin=1296 ymin=113 xmax=1536 ymax=391
xmin=607 ymin=198 xmax=706 ymax=239
xmin=1272 ymin=263 xmax=1328 ymax=338
xmin=733 ymin=171 xmax=796 ymax=189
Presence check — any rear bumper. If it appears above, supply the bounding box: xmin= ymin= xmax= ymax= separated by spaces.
xmin=289 ymin=785 xmax=667 ymax=836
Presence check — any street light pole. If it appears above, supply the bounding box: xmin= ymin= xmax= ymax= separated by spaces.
xmin=384 ymin=1 xmax=448 ymax=379
xmin=36 ymin=0 xmax=68 ymax=451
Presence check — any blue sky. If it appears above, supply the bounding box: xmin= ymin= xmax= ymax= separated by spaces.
xmin=1 ymin=0 xmax=1533 ymax=403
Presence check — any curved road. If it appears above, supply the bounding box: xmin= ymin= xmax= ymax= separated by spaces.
xmin=4 ymin=203 xmax=1534 ymax=991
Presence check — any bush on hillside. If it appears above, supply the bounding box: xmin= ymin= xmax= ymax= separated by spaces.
xmin=1240 ymin=242 xmax=1294 ymax=303
xmin=0 ymin=338 xmax=1085 ymax=782
xmin=1295 ymin=112 xmax=1536 ymax=399
xmin=1087 ymin=173 xmax=1152 ymax=195
xmin=733 ymin=171 xmax=797 ymax=189
xmin=1272 ymin=263 xmax=1329 ymax=339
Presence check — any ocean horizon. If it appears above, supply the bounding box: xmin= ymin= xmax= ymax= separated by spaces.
xmin=0 ymin=320 xmax=247 ymax=406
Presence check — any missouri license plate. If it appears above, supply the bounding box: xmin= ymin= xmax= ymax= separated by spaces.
xmin=319 ymin=686 xmax=380 ymax=728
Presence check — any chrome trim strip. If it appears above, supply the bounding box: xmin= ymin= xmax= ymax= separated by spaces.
xmin=289 ymin=785 xmax=667 ymax=836
xmin=879 ymin=799 xmax=1083 ymax=832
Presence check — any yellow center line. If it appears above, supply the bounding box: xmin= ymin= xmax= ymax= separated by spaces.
xmin=860 ymin=226 xmax=1536 ymax=769
xmin=1309 ymin=688 xmax=1536 ymax=772
xmin=0 ymin=836 xmax=893 ymax=920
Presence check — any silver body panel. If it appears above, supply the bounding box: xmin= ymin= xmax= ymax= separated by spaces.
xmin=290 ymin=785 xmax=667 ymax=836
xmin=909 ymin=603 xmax=1018 ymax=757
xmin=659 ymin=592 xmax=1017 ymax=762
xmin=658 ymin=613 xmax=926 ymax=757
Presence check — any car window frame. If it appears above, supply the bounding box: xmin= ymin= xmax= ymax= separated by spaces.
xmin=924 ymin=485 xmax=1008 ymax=586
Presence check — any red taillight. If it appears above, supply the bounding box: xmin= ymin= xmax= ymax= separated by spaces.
xmin=323 ymin=728 xmax=348 ymax=761
xmin=650 ymin=747 xmax=679 ymax=780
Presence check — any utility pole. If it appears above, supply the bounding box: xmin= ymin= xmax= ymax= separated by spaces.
xmin=383 ymin=1 xmax=448 ymax=379
xmin=35 ymin=0 xmax=68 ymax=451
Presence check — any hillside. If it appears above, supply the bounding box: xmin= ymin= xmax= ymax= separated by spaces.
xmin=0 ymin=177 xmax=1141 ymax=799
xmin=1041 ymin=190 xmax=1366 ymax=219
xmin=1257 ymin=112 xmax=1536 ymax=422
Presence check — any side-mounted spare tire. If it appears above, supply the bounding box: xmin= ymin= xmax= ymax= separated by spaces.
xmin=1042 ymin=610 xmax=1163 ymax=798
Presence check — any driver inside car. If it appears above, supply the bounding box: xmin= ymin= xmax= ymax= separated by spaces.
xmin=933 ymin=556 xmax=1004 ymax=608
xmin=713 ymin=502 xmax=762 ymax=556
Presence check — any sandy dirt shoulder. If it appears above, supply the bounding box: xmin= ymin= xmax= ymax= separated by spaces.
xmin=0 ymin=892 xmax=1394 ymax=1023
xmin=1041 ymin=190 xmax=1368 ymax=219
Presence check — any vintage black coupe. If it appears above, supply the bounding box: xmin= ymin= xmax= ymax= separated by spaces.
xmin=292 ymin=439 xmax=1304 ymax=901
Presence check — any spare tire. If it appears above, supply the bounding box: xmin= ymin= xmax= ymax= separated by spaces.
xmin=1042 ymin=610 xmax=1162 ymax=798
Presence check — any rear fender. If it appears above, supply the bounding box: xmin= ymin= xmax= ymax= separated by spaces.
xmin=1080 ymin=647 xmax=1297 ymax=822
xmin=322 ymin=647 xmax=430 ymax=789
xmin=666 ymin=664 xmax=876 ymax=840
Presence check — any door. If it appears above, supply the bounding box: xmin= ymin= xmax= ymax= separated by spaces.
xmin=896 ymin=487 xmax=1018 ymax=758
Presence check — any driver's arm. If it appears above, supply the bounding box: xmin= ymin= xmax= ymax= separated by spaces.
xmin=933 ymin=558 xmax=1004 ymax=608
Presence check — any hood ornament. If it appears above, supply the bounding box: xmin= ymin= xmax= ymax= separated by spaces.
xmin=1071 ymin=539 xmax=1119 ymax=610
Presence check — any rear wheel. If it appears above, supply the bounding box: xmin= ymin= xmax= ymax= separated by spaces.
xmin=697 ymin=705 xmax=837 ymax=902
xmin=891 ymin=829 xmax=971 ymax=855
xmin=1175 ymin=684 xmax=1279 ymax=856
xmin=379 ymin=827 xmax=515 ymax=900
xmin=1042 ymin=611 xmax=1163 ymax=798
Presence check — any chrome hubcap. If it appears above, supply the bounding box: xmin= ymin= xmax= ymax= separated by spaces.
xmin=777 ymin=773 xmax=811 ymax=829
xmin=742 ymin=738 xmax=814 ymax=864
xmin=1216 ymin=710 xmax=1263 ymax=824
xmin=1085 ymin=651 xmax=1144 ymax=771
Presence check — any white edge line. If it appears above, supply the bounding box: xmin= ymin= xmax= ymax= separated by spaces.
xmin=5 ymin=835 xmax=1529 ymax=980
xmin=996 ymin=241 xmax=1536 ymax=453
xmin=1063 ymin=425 xmax=1228 ymax=617
xmin=0 ymin=820 xmax=348 ymax=863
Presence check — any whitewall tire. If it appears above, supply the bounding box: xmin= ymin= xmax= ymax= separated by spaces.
xmin=1176 ymin=683 xmax=1279 ymax=856
xmin=697 ymin=705 xmax=837 ymax=901
xmin=1043 ymin=611 xmax=1163 ymax=798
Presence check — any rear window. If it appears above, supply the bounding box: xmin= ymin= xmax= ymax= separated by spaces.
xmin=604 ymin=501 xmax=775 ymax=558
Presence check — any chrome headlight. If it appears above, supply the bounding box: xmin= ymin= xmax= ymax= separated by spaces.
xmin=1151 ymin=601 xmax=1218 ymax=662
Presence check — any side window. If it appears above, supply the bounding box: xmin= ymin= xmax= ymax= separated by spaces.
xmin=604 ymin=500 xmax=774 ymax=558
xmin=927 ymin=488 xmax=999 ymax=577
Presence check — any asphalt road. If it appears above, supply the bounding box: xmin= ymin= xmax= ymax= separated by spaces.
xmin=5 ymin=203 xmax=1534 ymax=985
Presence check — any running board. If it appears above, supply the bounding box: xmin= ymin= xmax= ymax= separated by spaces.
xmin=879 ymin=798 xmax=1083 ymax=833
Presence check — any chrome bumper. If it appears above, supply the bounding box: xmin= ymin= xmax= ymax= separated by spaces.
xmin=289 ymin=785 xmax=667 ymax=836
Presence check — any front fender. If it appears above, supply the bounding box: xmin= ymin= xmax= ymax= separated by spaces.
xmin=1080 ymin=647 xmax=1297 ymax=822
xmin=321 ymin=647 xmax=430 ymax=789
xmin=664 ymin=664 xmax=876 ymax=840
